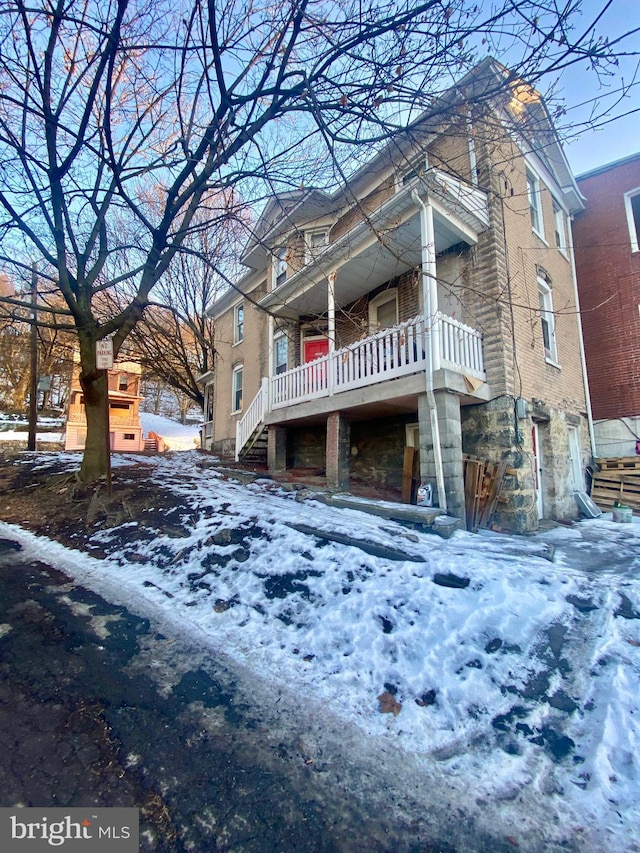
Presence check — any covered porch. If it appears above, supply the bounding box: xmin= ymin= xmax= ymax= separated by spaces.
xmin=237 ymin=168 xmax=491 ymax=515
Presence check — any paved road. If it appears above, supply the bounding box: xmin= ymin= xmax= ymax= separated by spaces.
xmin=2 ymin=538 xmax=499 ymax=853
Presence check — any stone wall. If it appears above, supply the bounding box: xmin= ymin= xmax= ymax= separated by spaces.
xmin=286 ymin=425 xmax=326 ymax=471
xmin=461 ymin=397 xmax=538 ymax=533
xmin=461 ymin=397 xmax=589 ymax=531
xmin=350 ymin=415 xmax=415 ymax=490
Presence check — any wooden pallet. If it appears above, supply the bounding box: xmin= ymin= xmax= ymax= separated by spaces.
xmin=591 ymin=458 xmax=640 ymax=512
xmin=595 ymin=457 xmax=640 ymax=472
xmin=464 ymin=456 xmax=507 ymax=531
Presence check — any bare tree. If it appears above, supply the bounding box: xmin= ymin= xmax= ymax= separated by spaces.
xmin=121 ymin=191 xmax=245 ymax=412
xmin=0 ymin=0 xmax=628 ymax=480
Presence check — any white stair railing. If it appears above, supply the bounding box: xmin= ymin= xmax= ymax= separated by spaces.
xmin=235 ymin=378 xmax=268 ymax=460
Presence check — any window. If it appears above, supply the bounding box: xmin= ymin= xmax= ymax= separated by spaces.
xmin=624 ymin=188 xmax=640 ymax=253
xmin=369 ymin=289 xmax=398 ymax=331
xmin=232 ymin=365 xmax=243 ymax=412
xmin=400 ymin=154 xmax=429 ymax=187
xmin=527 ymin=169 xmax=544 ymax=236
xmin=538 ymin=278 xmax=558 ymax=364
xmin=273 ymin=247 xmax=288 ymax=288
xmin=274 ymin=333 xmax=288 ymax=375
xmin=553 ymin=201 xmax=567 ymax=254
xmin=234 ymin=303 xmax=244 ymax=344
xmin=305 ymin=230 xmax=328 ymax=263
xmin=124 ymin=433 xmax=135 ymax=441
xmin=118 ymin=374 xmax=128 ymax=391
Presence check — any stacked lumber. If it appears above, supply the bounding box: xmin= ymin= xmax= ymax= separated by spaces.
xmin=463 ymin=456 xmax=507 ymax=532
xmin=590 ymin=457 xmax=640 ymax=512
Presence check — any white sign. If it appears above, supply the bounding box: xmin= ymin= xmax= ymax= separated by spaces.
xmin=96 ymin=338 xmax=114 ymax=370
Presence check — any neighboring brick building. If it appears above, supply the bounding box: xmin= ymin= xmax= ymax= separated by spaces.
xmin=200 ymin=59 xmax=592 ymax=532
xmin=573 ymin=153 xmax=640 ymax=458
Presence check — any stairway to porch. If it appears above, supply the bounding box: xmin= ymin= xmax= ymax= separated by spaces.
xmin=237 ymin=423 xmax=267 ymax=463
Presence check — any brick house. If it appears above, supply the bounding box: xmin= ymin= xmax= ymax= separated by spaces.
xmin=200 ymin=60 xmax=592 ymax=532
xmin=65 ymin=361 xmax=145 ymax=452
xmin=572 ymin=153 xmax=640 ymax=458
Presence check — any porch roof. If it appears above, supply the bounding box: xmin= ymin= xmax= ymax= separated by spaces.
xmin=258 ymin=168 xmax=489 ymax=319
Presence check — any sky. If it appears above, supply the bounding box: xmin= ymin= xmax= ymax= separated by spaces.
xmin=1 ymin=438 xmax=639 ymax=851
xmin=554 ymin=0 xmax=640 ymax=175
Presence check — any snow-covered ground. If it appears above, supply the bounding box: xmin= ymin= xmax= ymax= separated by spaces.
xmin=0 ymin=412 xmax=199 ymax=450
xmin=139 ymin=412 xmax=200 ymax=450
xmin=2 ymin=450 xmax=639 ymax=851
xmin=0 ymin=413 xmax=65 ymax=443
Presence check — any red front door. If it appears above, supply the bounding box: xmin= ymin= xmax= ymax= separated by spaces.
xmin=304 ymin=338 xmax=329 ymax=362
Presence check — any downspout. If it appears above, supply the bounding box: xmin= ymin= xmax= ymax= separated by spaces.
xmin=412 ymin=190 xmax=447 ymax=512
xmin=567 ymin=216 xmax=597 ymax=459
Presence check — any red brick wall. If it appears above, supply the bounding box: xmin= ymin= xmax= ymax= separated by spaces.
xmin=573 ymin=156 xmax=640 ymax=420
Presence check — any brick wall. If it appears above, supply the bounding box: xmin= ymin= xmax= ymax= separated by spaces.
xmin=573 ymin=156 xmax=640 ymax=420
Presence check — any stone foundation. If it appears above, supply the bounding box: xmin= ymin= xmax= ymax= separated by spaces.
xmin=461 ymin=398 xmax=588 ymax=532
xmin=461 ymin=397 xmax=538 ymax=533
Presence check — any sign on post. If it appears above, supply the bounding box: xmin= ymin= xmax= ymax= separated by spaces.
xmin=96 ymin=338 xmax=114 ymax=370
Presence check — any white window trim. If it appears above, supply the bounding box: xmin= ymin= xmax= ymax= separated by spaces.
xmin=233 ymin=302 xmax=244 ymax=345
xmin=527 ymin=168 xmax=545 ymax=240
xmin=368 ymin=288 xmax=398 ymax=332
xmin=538 ymin=278 xmax=559 ymax=366
xmin=552 ymin=200 xmax=568 ymax=258
xmin=624 ymin=187 xmax=640 ymax=253
xmin=231 ymin=364 xmax=243 ymax=413
xmin=273 ymin=331 xmax=288 ymax=375
xmin=304 ymin=230 xmax=329 ymax=264
xmin=272 ymin=247 xmax=288 ymax=290
xmin=397 ymin=154 xmax=429 ymax=191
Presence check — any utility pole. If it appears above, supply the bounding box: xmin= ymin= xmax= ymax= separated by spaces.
xmin=27 ymin=263 xmax=38 ymax=452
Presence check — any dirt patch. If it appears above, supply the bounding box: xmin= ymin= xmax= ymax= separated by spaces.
xmin=0 ymin=453 xmax=190 ymax=553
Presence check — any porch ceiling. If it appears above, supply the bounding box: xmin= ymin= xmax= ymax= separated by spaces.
xmin=259 ymin=172 xmax=488 ymax=320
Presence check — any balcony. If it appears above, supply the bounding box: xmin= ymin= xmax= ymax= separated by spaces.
xmin=235 ymin=313 xmax=486 ymax=459
xmin=270 ymin=313 xmax=484 ymax=410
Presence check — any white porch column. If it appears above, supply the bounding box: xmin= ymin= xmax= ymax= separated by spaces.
xmin=420 ymin=199 xmax=440 ymax=371
xmin=413 ymin=190 xmax=446 ymax=512
xmin=327 ymin=270 xmax=337 ymax=352
xmin=267 ymin=313 xmax=274 ymax=379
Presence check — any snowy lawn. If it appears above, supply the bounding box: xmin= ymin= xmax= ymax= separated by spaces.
xmin=2 ymin=449 xmax=639 ymax=851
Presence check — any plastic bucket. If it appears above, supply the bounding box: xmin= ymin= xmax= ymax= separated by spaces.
xmin=612 ymin=505 xmax=633 ymax=523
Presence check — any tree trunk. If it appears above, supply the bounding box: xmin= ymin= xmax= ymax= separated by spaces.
xmin=78 ymin=335 xmax=110 ymax=482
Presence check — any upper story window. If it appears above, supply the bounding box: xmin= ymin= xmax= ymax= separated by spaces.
xmin=234 ymin=302 xmax=244 ymax=344
xmin=527 ymin=169 xmax=544 ymax=237
xmin=538 ymin=277 xmax=558 ymax=365
xmin=118 ymin=374 xmax=128 ymax=391
xmin=624 ymin=188 xmax=640 ymax=253
xmin=305 ymin=230 xmax=328 ymax=263
xmin=232 ymin=364 xmax=243 ymax=412
xmin=553 ymin=201 xmax=567 ymax=254
xmin=273 ymin=247 xmax=288 ymax=289
xmin=369 ymin=288 xmax=398 ymax=332
xmin=400 ymin=154 xmax=429 ymax=187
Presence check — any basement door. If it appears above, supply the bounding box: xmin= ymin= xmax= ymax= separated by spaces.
xmin=531 ymin=423 xmax=544 ymax=520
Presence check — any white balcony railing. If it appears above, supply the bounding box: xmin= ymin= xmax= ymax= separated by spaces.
xmin=235 ymin=313 xmax=485 ymax=457
xmin=436 ymin=312 xmax=485 ymax=378
xmin=270 ymin=313 xmax=484 ymax=411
